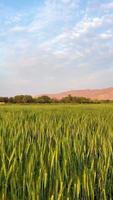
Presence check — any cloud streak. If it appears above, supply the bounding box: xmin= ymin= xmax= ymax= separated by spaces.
xmin=0 ymin=0 xmax=113 ymax=96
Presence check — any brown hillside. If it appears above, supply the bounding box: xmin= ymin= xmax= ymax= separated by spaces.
xmin=42 ymin=87 xmax=113 ymax=100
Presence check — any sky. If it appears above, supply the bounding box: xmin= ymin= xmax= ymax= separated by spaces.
xmin=0 ymin=0 xmax=113 ymax=96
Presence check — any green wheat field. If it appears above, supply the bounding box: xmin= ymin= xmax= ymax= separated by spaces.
xmin=0 ymin=104 xmax=113 ymax=200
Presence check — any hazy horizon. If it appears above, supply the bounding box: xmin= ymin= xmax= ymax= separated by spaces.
xmin=1 ymin=86 xmax=113 ymax=98
xmin=0 ymin=0 xmax=113 ymax=96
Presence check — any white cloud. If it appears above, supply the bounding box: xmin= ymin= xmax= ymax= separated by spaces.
xmin=101 ymin=2 xmax=113 ymax=10
xmin=100 ymin=32 xmax=113 ymax=40
xmin=0 ymin=0 xmax=113 ymax=95
xmin=10 ymin=25 xmax=26 ymax=33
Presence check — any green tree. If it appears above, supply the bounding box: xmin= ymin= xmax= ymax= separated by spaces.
xmin=36 ymin=96 xmax=52 ymax=103
xmin=14 ymin=95 xmax=33 ymax=103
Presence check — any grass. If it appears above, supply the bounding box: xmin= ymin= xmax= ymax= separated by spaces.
xmin=0 ymin=104 xmax=113 ymax=199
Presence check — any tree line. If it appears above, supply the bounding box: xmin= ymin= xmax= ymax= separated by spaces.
xmin=0 ymin=95 xmax=113 ymax=104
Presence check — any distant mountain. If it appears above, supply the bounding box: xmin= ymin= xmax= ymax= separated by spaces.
xmin=40 ymin=87 xmax=113 ymax=100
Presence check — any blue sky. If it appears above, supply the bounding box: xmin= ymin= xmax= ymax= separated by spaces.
xmin=0 ymin=0 xmax=113 ymax=96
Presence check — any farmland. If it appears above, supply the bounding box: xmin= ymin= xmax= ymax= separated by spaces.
xmin=0 ymin=104 xmax=113 ymax=199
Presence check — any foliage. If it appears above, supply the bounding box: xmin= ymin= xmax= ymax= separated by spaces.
xmin=60 ymin=95 xmax=92 ymax=103
xmin=14 ymin=95 xmax=33 ymax=103
xmin=35 ymin=95 xmax=52 ymax=103
xmin=0 ymin=97 xmax=9 ymax=103
xmin=0 ymin=94 xmax=113 ymax=104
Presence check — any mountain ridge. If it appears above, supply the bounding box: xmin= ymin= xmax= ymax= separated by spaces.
xmin=38 ymin=87 xmax=113 ymax=100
